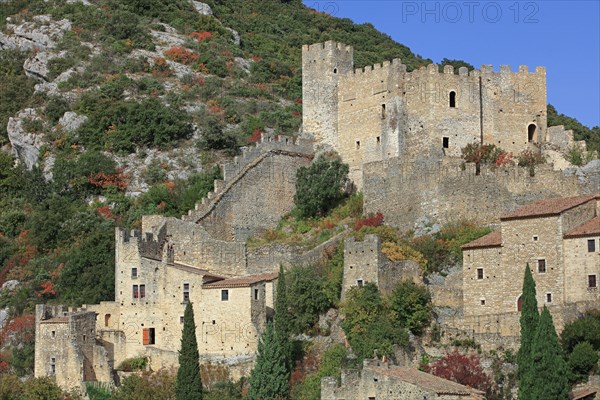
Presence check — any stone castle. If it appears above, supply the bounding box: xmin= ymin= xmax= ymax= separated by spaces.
xmin=34 ymin=41 xmax=599 ymax=393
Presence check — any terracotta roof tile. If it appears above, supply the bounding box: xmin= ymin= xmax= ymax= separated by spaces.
xmin=461 ymin=230 xmax=502 ymax=250
xmin=168 ymin=263 xmax=225 ymax=281
xmin=202 ymin=272 xmax=278 ymax=289
xmin=501 ymin=194 xmax=599 ymax=221
xmin=40 ymin=316 xmax=69 ymax=324
xmin=368 ymin=365 xmax=485 ymax=398
xmin=564 ymin=215 xmax=600 ymax=238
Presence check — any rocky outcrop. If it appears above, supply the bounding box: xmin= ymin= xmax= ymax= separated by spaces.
xmin=191 ymin=1 xmax=213 ymax=16
xmin=23 ymin=51 xmax=64 ymax=81
xmin=0 ymin=16 xmax=71 ymax=51
xmin=58 ymin=112 xmax=87 ymax=133
xmin=7 ymin=108 xmax=45 ymax=170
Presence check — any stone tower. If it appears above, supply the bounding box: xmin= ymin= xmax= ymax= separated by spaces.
xmin=302 ymin=41 xmax=353 ymax=148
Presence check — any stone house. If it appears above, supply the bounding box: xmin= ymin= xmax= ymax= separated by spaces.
xmin=321 ymin=359 xmax=485 ymax=400
xmin=460 ymin=194 xmax=600 ymax=336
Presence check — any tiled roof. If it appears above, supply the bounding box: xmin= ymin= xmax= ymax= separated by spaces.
xmin=168 ymin=263 xmax=225 ymax=281
xmin=564 ymin=215 xmax=600 ymax=238
xmin=40 ymin=316 xmax=68 ymax=324
xmin=501 ymin=194 xmax=599 ymax=221
xmin=368 ymin=366 xmax=485 ymax=398
xmin=202 ymin=272 xmax=278 ymax=289
xmin=461 ymin=230 xmax=502 ymax=250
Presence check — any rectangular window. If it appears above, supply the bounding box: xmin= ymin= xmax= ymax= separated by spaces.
xmin=381 ymin=104 xmax=386 ymax=119
xmin=180 ymin=316 xmax=184 ymax=324
xmin=131 ymin=268 xmax=137 ymax=278
xmin=50 ymin=357 xmax=56 ymax=375
xmin=183 ymin=283 xmax=190 ymax=304
xmin=588 ymin=239 xmax=596 ymax=253
xmin=442 ymin=137 xmax=449 ymax=149
xmin=480 ymin=299 xmax=486 ymax=305
xmin=538 ymin=259 xmax=546 ymax=273
xmin=51 ymin=330 xmax=56 ymax=339
xmin=376 ymin=136 xmax=381 ymax=145
xmin=254 ymin=289 xmax=259 ymax=300
xmin=533 ymin=236 xmax=539 ymax=241
xmin=546 ymin=293 xmax=552 ymax=303
xmin=356 ymin=141 xmax=360 ymax=150
xmin=139 ymin=284 xmax=145 ymax=299
xmin=589 ymin=275 xmax=597 ymax=288
xmin=133 ymin=285 xmax=139 ymax=299
xmin=477 ymin=268 xmax=484 ymax=279
xmin=357 ymin=279 xmax=364 ymax=287
xmin=221 ymin=290 xmax=229 ymax=301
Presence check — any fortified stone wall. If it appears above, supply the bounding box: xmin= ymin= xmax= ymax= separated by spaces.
xmin=363 ymin=158 xmax=596 ymax=231
xmin=184 ymin=134 xmax=313 ymax=242
xmin=303 ymin=41 xmax=547 ymax=188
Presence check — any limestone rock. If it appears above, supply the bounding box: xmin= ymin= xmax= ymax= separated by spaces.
xmin=1 ymin=280 xmax=20 ymax=291
xmin=0 ymin=308 xmax=8 ymax=330
xmin=58 ymin=112 xmax=87 ymax=133
xmin=7 ymin=109 xmax=45 ymax=170
xmin=191 ymin=1 xmax=213 ymax=16
xmin=234 ymin=57 xmax=251 ymax=74
xmin=226 ymin=27 xmax=241 ymax=46
xmin=23 ymin=51 xmax=58 ymax=81
xmin=0 ymin=17 xmax=71 ymax=51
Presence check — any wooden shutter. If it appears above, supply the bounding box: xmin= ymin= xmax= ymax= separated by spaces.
xmin=142 ymin=328 xmax=149 ymax=345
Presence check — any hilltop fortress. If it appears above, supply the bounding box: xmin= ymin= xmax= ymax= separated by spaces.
xmin=35 ymin=41 xmax=599 ymax=392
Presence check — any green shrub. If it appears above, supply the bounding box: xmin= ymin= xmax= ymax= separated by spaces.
xmin=389 ymin=280 xmax=432 ymax=335
xmin=568 ymin=341 xmax=599 ymax=383
xmin=294 ymin=154 xmax=349 ymax=219
xmin=117 ymin=356 xmax=148 ymax=372
xmin=286 ymin=265 xmax=331 ymax=334
xmin=44 ymin=97 xmax=70 ymax=124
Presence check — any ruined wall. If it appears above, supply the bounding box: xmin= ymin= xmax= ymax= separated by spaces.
xmin=184 ymin=135 xmax=313 ymax=242
xmin=363 ymin=158 xmax=594 ymax=231
xmin=342 ymin=235 xmax=382 ymax=300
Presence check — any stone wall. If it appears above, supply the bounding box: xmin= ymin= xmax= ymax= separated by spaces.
xmin=303 ymin=41 xmax=548 ymax=189
xmin=184 ymin=134 xmax=313 ymax=241
xmin=363 ymin=158 xmax=596 ymax=231
xmin=342 ymin=235 xmax=382 ymax=300
xmin=563 ymin=236 xmax=600 ymax=303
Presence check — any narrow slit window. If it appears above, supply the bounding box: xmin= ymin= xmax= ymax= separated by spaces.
xmin=589 ymin=275 xmax=597 ymax=288
xmin=356 ymin=141 xmax=360 ymax=150
xmin=183 ymin=283 xmax=190 ymax=304
xmin=376 ymin=136 xmax=381 ymax=145
xmin=139 ymin=284 xmax=145 ymax=299
xmin=442 ymin=137 xmax=449 ymax=149
xmin=546 ymin=293 xmax=552 ymax=303
xmin=381 ymin=104 xmax=386 ymax=118
xmin=254 ymin=289 xmax=259 ymax=300
xmin=449 ymin=91 xmax=456 ymax=107
xmin=133 ymin=285 xmax=139 ymax=299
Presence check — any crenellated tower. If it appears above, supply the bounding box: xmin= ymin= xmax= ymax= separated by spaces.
xmin=302 ymin=41 xmax=353 ymax=148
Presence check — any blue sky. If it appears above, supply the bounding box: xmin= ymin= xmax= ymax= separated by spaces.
xmin=303 ymin=0 xmax=600 ymax=128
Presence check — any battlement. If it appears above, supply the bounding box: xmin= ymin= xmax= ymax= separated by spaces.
xmin=409 ymin=63 xmax=546 ymax=79
xmin=185 ymin=133 xmax=313 ymax=223
xmin=137 ymin=222 xmax=168 ymax=261
xmin=302 ymin=40 xmax=353 ymax=54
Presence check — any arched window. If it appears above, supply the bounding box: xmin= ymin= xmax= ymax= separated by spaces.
xmin=104 ymin=314 xmax=111 ymax=327
xmin=449 ymin=91 xmax=456 ymax=108
xmin=517 ymin=295 xmax=523 ymax=312
xmin=333 ymin=68 xmax=337 ymax=74
xmin=528 ymin=124 xmax=536 ymax=143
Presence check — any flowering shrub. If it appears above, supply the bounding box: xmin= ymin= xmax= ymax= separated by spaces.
xmin=248 ymin=128 xmax=262 ymax=143
xmin=354 ymin=212 xmax=384 ymax=231
xmin=424 ymin=350 xmax=495 ymax=393
xmin=190 ymin=31 xmax=213 ymax=41
xmin=164 ymin=46 xmax=199 ymax=65
xmin=88 ymin=169 xmax=129 ymax=191
xmin=152 ymin=57 xmax=172 ymax=76
xmin=495 ymin=151 xmax=512 ymax=166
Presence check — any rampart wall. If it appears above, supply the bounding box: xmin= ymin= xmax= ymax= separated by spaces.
xmin=183 ymin=134 xmax=313 ymax=242
xmin=364 ymin=158 xmax=597 ymax=231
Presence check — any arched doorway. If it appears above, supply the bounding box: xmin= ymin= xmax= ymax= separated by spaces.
xmin=517 ymin=295 xmax=523 ymax=312
xmin=105 ymin=314 xmax=111 ymax=327
xmin=527 ymin=124 xmax=536 ymax=143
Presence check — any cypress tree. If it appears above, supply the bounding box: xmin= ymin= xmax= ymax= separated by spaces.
xmin=517 ymin=263 xmax=539 ymax=400
xmin=530 ymin=307 xmax=569 ymax=400
xmin=274 ymin=265 xmax=290 ymax=339
xmin=176 ymin=302 xmax=203 ymax=400
xmin=247 ymin=321 xmax=290 ymax=400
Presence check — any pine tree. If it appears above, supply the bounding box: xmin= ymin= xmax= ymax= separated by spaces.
xmin=176 ymin=302 xmax=203 ymax=400
xmin=247 ymin=321 xmax=290 ymax=400
xmin=517 ymin=263 xmax=539 ymax=400
xmin=529 ymin=307 xmax=569 ymax=400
